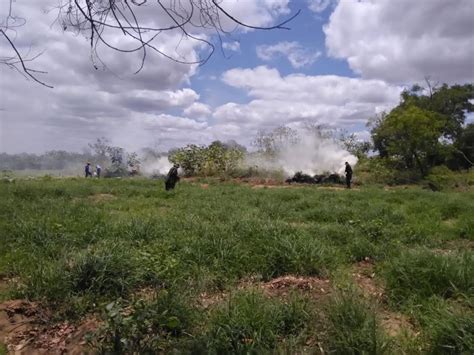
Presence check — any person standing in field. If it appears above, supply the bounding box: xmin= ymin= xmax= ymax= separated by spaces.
xmin=165 ymin=164 xmax=180 ymax=191
xmin=345 ymin=161 xmax=353 ymax=189
xmin=96 ymin=164 xmax=102 ymax=178
xmin=85 ymin=162 xmax=92 ymax=178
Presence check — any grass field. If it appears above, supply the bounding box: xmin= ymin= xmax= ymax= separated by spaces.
xmin=0 ymin=177 xmax=473 ymax=353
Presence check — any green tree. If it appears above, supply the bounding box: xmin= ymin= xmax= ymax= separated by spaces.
xmin=169 ymin=142 xmax=245 ymax=177
xmin=400 ymin=82 xmax=473 ymax=140
xmin=453 ymin=123 xmax=474 ymax=169
xmin=371 ymin=105 xmax=445 ymax=176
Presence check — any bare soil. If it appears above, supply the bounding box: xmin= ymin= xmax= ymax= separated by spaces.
xmin=351 ymin=260 xmax=416 ymax=337
xmin=0 ymin=300 xmax=97 ymax=354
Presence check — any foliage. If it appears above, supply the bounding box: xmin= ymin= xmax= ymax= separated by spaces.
xmin=91 ymin=291 xmax=195 ymax=353
xmin=169 ymin=140 xmax=245 ymax=176
xmin=369 ymin=83 xmax=474 ymax=178
xmin=87 ymin=137 xmax=141 ymax=177
xmin=339 ymin=131 xmax=371 ymax=159
xmin=400 ymin=82 xmax=473 ymax=140
xmin=451 ymin=123 xmax=474 ymax=169
xmin=371 ymin=105 xmax=446 ymax=176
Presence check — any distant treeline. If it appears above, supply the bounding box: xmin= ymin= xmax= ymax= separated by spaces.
xmin=0 ymin=151 xmax=95 ymax=170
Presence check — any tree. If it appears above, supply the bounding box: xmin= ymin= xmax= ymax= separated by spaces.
xmin=1 ymin=0 xmax=51 ymax=87
xmin=400 ymin=81 xmax=474 ymax=140
xmin=453 ymin=123 xmax=474 ymax=169
xmin=370 ymin=105 xmax=446 ymax=176
xmin=169 ymin=141 xmax=244 ymax=176
xmin=338 ymin=131 xmax=371 ymax=159
xmin=1 ymin=0 xmax=299 ymax=86
xmin=253 ymin=126 xmax=299 ymax=157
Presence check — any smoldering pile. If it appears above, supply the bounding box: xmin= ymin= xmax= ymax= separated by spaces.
xmin=285 ymin=171 xmax=344 ymax=185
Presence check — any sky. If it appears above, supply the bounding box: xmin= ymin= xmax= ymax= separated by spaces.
xmin=1 ymin=0 xmax=473 ymax=154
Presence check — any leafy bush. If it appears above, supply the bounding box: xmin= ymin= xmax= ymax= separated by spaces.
xmin=91 ymin=290 xmax=195 ymax=353
xmin=425 ymin=166 xmax=474 ymax=191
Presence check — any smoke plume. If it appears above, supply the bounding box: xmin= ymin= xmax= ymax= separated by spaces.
xmin=247 ymin=131 xmax=357 ymax=176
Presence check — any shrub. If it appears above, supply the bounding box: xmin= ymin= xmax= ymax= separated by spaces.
xmin=91 ymin=289 xmax=195 ymax=353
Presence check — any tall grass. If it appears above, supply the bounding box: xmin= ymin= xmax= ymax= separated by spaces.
xmin=0 ymin=178 xmax=473 ymax=352
xmin=204 ymin=290 xmax=311 ymax=353
xmin=382 ymin=249 xmax=474 ymax=305
xmin=325 ymin=288 xmax=391 ymax=354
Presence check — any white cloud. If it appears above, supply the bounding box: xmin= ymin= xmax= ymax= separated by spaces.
xmin=324 ymin=0 xmax=474 ymax=84
xmin=222 ymin=42 xmax=241 ymax=52
xmin=183 ymin=102 xmax=212 ymax=121
xmin=256 ymin=41 xmax=321 ymax=68
xmin=307 ymin=0 xmax=334 ymax=13
xmin=0 ymin=0 xmax=294 ymax=153
xmin=215 ymin=66 xmax=401 ymax=135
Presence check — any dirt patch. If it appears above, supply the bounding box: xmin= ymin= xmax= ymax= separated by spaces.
xmin=380 ymin=311 xmax=416 ymax=337
xmin=259 ymin=276 xmax=331 ymax=299
xmin=132 ymin=287 xmax=160 ymax=302
xmin=88 ymin=193 xmax=116 ymax=202
xmin=251 ymin=184 xmax=295 ymax=189
xmin=0 ymin=300 xmax=97 ymax=354
xmin=198 ymin=291 xmax=228 ymax=309
xmin=441 ymin=219 xmax=457 ymax=227
xmin=198 ymin=275 xmax=331 ymax=309
xmin=431 ymin=240 xmax=474 ymax=255
xmin=351 ymin=261 xmax=416 ymax=338
xmin=200 ymin=184 xmax=209 ymax=189
xmin=352 ymin=260 xmax=384 ymax=299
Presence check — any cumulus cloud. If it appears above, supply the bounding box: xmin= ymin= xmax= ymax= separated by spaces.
xmin=0 ymin=0 xmax=293 ymax=153
xmin=222 ymin=42 xmax=241 ymax=52
xmin=256 ymin=41 xmax=321 ymax=68
xmin=324 ymin=0 xmax=474 ymax=84
xmin=307 ymin=0 xmax=334 ymax=13
xmin=116 ymin=89 xmax=199 ymax=113
xmin=215 ymin=66 xmax=401 ymax=135
xmin=183 ymin=102 xmax=212 ymax=121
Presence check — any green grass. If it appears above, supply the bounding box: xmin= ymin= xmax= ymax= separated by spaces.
xmin=0 ymin=177 xmax=473 ymax=352
xmin=325 ymin=288 xmax=391 ymax=354
xmin=204 ymin=290 xmax=311 ymax=353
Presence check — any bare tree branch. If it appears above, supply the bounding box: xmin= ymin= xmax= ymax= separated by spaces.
xmin=1 ymin=0 xmax=300 ymax=86
xmin=1 ymin=0 xmax=52 ymax=87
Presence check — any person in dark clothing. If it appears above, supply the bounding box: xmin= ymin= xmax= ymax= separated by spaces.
xmin=96 ymin=164 xmax=102 ymax=178
xmin=345 ymin=162 xmax=353 ymax=189
xmin=165 ymin=164 xmax=180 ymax=191
xmin=85 ymin=162 xmax=92 ymax=178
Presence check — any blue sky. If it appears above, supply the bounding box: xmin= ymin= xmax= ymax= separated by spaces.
xmin=0 ymin=0 xmax=473 ymax=153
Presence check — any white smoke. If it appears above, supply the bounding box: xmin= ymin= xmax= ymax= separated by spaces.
xmin=140 ymin=156 xmax=172 ymax=176
xmin=246 ymin=131 xmax=357 ymax=176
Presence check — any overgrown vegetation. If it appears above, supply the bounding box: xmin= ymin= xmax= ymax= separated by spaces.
xmin=0 ymin=177 xmax=472 ymax=352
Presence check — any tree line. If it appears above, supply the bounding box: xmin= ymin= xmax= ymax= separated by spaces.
xmin=2 ymin=82 xmax=472 ymax=182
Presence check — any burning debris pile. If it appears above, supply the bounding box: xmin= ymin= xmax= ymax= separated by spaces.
xmin=285 ymin=171 xmax=343 ymax=185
